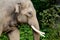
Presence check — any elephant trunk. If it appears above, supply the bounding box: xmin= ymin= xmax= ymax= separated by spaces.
xmin=28 ymin=17 xmax=45 ymax=37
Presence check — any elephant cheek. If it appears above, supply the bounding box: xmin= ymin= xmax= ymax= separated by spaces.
xmin=28 ymin=17 xmax=39 ymax=29
xmin=17 ymin=15 xmax=28 ymax=23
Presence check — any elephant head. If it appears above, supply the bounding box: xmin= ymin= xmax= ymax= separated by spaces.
xmin=15 ymin=0 xmax=45 ymax=40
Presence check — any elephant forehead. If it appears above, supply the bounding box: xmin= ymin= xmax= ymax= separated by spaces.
xmin=20 ymin=0 xmax=33 ymax=9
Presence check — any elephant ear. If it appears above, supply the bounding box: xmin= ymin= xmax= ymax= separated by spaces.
xmin=15 ymin=3 xmax=21 ymax=14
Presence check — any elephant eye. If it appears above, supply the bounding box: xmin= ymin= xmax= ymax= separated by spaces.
xmin=28 ymin=12 xmax=32 ymax=15
xmin=26 ymin=12 xmax=33 ymax=18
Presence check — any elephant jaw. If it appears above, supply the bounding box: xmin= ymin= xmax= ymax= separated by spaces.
xmin=31 ymin=25 xmax=45 ymax=37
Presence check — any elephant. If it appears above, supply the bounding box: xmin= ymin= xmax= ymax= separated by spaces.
xmin=0 ymin=0 xmax=45 ymax=40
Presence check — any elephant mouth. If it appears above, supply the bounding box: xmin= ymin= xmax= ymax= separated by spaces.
xmin=31 ymin=25 xmax=45 ymax=37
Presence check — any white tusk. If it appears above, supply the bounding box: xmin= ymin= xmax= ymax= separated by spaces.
xmin=31 ymin=25 xmax=45 ymax=37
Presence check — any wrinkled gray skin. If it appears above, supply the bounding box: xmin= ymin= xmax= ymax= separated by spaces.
xmin=0 ymin=0 xmax=40 ymax=40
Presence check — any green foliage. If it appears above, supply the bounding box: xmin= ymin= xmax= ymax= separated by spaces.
xmin=18 ymin=24 xmax=33 ymax=40
xmin=31 ymin=0 xmax=55 ymax=12
xmin=39 ymin=7 xmax=60 ymax=40
xmin=0 ymin=33 xmax=8 ymax=40
xmin=39 ymin=7 xmax=58 ymax=28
